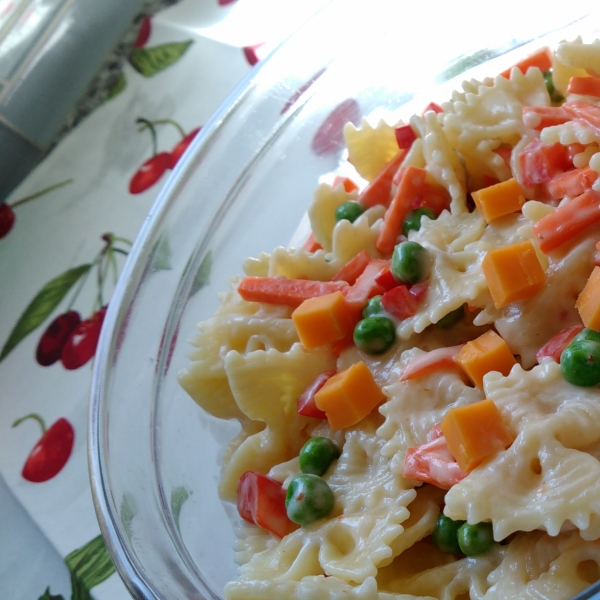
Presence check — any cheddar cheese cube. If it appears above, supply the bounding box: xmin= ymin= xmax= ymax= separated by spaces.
xmin=441 ymin=399 xmax=513 ymax=473
xmin=292 ymin=291 xmax=358 ymax=348
xmin=576 ymin=266 xmax=600 ymax=331
xmin=472 ymin=178 xmax=526 ymax=223
xmin=482 ymin=240 xmax=546 ymax=308
xmin=314 ymin=361 xmax=386 ymax=430
xmin=456 ymin=330 xmax=517 ymax=389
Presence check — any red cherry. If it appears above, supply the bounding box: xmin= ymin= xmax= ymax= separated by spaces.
xmin=218 ymin=0 xmax=238 ymax=5
xmin=36 ymin=311 xmax=81 ymax=366
xmin=0 ymin=203 xmax=15 ymax=238
xmin=311 ymin=98 xmax=361 ymax=156
xmin=13 ymin=415 xmax=74 ymax=483
xmin=134 ymin=15 xmax=151 ymax=48
xmin=169 ymin=127 xmax=201 ymax=168
xmin=243 ymin=44 xmax=265 ymax=66
xmin=129 ymin=152 xmax=171 ymax=194
xmin=60 ymin=307 xmax=106 ymax=370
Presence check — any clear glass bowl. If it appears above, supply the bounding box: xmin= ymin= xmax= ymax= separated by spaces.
xmin=89 ymin=3 xmax=600 ymax=598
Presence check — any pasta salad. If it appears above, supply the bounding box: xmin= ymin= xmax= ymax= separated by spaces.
xmin=179 ymin=37 xmax=600 ymax=600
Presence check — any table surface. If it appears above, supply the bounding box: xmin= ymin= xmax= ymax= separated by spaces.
xmin=0 ymin=0 xmax=330 ymax=597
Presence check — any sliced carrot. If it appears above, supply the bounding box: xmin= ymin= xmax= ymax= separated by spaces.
xmin=533 ymin=189 xmax=600 ymax=254
xmin=238 ymin=276 xmax=348 ymax=307
xmin=403 ymin=435 xmax=466 ymax=489
xmin=499 ymin=47 xmax=552 ymax=78
xmin=343 ymin=259 xmax=389 ymax=310
xmin=302 ymin=232 xmax=323 ymax=253
xmin=518 ymin=138 xmax=572 ymax=186
xmin=567 ymin=76 xmax=600 ymax=98
xmin=331 ymin=249 xmax=371 ymax=284
xmin=333 ymin=176 xmax=359 ymax=193
xmin=399 ymin=345 xmax=465 ymax=381
xmin=441 ymin=399 xmax=513 ymax=473
xmin=521 ymin=106 xmax=570 ymax=130
xmin=356 ymin=149 xmax=407 ymax=209
xmin=563 ymin=100 xmax=600 ymax=130
xmin=376 ymin=166 xmax=428 ymax=255
xmin=543 ymin=166 xmax=598 ymax=200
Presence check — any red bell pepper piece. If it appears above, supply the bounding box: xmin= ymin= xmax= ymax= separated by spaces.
xmin=297 ymin=370 xmax=336 ymax=419
xmin=381 ymin=285 xmax=419 ymax=320
xmin=535 ymin=325 xmax=584 ymax=363
xmin=403 ymin=435 xmax=466 ymax=490
xmin=374 ymin=266 xmax=400 ymax=292
xmin=422 ymin=102 xmax=443 ymax=115
xmin=237 ymin=471 xmax=292 ymax=537
xmin=408 ymin=281 xmax=429 ymax=304
xmin=394 ymin=124 xmax=417 ymax=150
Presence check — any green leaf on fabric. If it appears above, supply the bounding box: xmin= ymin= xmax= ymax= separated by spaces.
xmin=37 ymin=587 xmax=65 ymax=600
xmin=151 ymin=235 xmax=171 ymax=271
xmin=105 ymin=72 xmax=126 ymax=101
xmin=0 ymin=264 xmax=91 ymax=362
xmin=190 ymin=251 xmax=212 ymax=296
xmin=66 ymin=534 xmax=116 ymax=598
xmin=128 ymin=41 xmax=194 ymax=77
xmin=171 ymin=486 xmax=190 ymax=532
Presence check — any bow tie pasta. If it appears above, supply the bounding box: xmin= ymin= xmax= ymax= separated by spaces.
xmin=179 ymin=38 xmax=600 ymax=600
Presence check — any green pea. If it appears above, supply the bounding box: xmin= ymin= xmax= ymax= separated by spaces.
xmin=299 ymin=437 xmax=341 ymax=476
xmin=543 ymin=71 xmax=564 ymax=104
xmin=457 ymin=522 xmax=495 ymax=557
xmin=391 ymin=241 xmax=429 ymax=284
xmin=335 ymin=201 xmax=365 ymax=223
xmin=432 ymin=514 xmax=465 ymax=555
xmin=353 ymin=316 xmax=396 ymax=355
xmin=362 ymin=295 xmax=384 ymax=319
xmin=285 ymin=474 xmax=335 ymax=526
xmin=402 ymin=207 xmax=436 ymax=237
xmin=572 ymin=328 xmax=600 ymax=345
xmin=436 ymin=305 xmax=464 ymax=330
xmin=560 ymin=339 xmax=600 ymax=387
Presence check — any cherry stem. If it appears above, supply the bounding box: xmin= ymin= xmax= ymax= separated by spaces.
xmin=109 ymin=250 xmax=119 ymax=286
xmin=10 ymin=179 xmax=73 ymax=209
xmin=145 ymin=118 xmax=186 ymax=138
xmin=136 ymin=118 xmax=158 ymax=156
xmin=12 ymin=413 xmax=47 ymax=436
xmin=66 ymin=261 xmax=93 ymax=312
